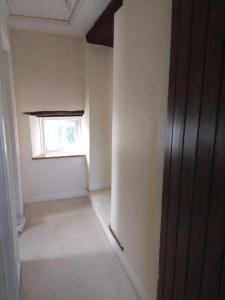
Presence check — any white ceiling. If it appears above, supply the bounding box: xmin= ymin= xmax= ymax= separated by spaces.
xmin=8 ymin=0 xmax=79 ymax=21
xmin=8 ymin=0 xmax=111 ymax=36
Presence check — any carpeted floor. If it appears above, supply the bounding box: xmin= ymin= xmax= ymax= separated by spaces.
xmin=20 ymin=197 xmax=139 ymax=300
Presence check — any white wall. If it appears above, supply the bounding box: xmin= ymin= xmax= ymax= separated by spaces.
xmin=11 ymin=30 xmax=87 ymax=203
xmin=111 ymin=1 xmax=172 ymax=299
xmin=85 ymin=43 xmax=113 ymax=191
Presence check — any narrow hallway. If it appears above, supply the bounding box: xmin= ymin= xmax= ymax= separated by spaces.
xmin=20 ymin=197 xmax=139 ymax=300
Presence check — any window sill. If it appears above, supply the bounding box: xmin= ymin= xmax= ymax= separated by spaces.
xmin=32 ymin=153 xmax=86 ymax=160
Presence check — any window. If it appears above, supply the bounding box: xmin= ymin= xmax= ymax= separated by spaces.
xmin=40 ymin=117 xmax=82 ymax=154
xmin=39 ymin=117 xmax=83 ymax=156
xmin=27 ymin=111 xmax=85 ymax=159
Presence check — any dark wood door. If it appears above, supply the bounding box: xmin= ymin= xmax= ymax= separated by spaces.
xmin=158 ymin=1 xmax=225 ymax=300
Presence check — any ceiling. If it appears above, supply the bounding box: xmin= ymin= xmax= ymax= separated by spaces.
xmin=8 ymin=0 xmax=111 ymax=36
xmin=8 ymin=0 xmax=79 ymax=21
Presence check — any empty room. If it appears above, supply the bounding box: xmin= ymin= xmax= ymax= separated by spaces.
xmin=0 ymin=1 xmax=225 ymax=300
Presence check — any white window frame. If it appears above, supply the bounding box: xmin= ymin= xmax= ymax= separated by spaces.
xmin=39 ymin=116 xmax=83 ymax=155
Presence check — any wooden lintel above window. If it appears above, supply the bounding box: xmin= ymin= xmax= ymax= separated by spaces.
xmin=24 ymin=110 xmax=84 ymax=117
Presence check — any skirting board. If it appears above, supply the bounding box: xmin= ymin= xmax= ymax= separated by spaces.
xmin=90 ymin=198 xmax=148 ymax=300
xmin=24 ymin=189 xmax=88 ymax=203
xmin=88 ymin=183 xmax=111 ymax=192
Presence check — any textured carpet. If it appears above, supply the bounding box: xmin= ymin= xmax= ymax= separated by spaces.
xmin=20 ymin=197 xmax=139 ymax=300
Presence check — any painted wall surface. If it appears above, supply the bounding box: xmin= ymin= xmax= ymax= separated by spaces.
xmin=111 ymin=0 xmax=172 ymax=299
xmin=85 ymin=43 xmax=113 ymax=191
xmin=11 ymin=30 xmax=87 ymax=203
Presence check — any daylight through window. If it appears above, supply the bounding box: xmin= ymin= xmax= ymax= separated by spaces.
xmin=40 ymin=117 xmax=83 ymax=155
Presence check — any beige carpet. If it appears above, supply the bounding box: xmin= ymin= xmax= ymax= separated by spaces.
xmin=20 ymin=197 xmax=139 ymax=300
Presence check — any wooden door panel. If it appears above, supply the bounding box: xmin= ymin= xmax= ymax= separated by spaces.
xmin=200 ymin=41 xmax=225 ymax=300
xmin=173 ymin=0 xmax=209 ymax=299
xmin=163 ymin=1 xmax=193 ymax=299
xmin=185 ymin=2 xmax=225 ymax=299
xmin=157 ymin=0 xmax=180 ymax=299
xmin=158 ymin=1 xmax=225 ymax=300
xmin=219 ymin=258 xmax=225 ymax=300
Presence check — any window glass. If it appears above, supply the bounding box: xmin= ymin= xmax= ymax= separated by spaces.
xmin=41 ymin=117 xmax=83 ymax=154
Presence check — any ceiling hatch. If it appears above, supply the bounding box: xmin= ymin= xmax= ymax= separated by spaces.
xmin=7 ymin=0 xmax=79 ymax=22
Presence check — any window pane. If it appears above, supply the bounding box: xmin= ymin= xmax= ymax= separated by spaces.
xmin=42 ymin=118 xmax=82 ymax=153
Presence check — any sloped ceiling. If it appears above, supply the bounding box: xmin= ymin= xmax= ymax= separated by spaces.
xmin=8 ymin=0 xmax=111 ymax=36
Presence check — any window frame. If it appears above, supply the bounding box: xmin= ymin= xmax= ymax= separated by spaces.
xmin=38 ymin=116 xmax=83 ymax=157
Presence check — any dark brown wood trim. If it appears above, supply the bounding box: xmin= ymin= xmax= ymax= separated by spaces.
xmin=158 ymin=0 xmax=225 ymax=299
xmin=32 ymin=154 xmax=86 ymax=160
xmin=109 ymin=224 xmax=124 ymax=251
xmin=24 ymin=110 xmax=84 ymax=117
xmin=157 ymin=0 xmax=180 ymax=299
xmin=86 ymin=0 xmax=123 ymax=47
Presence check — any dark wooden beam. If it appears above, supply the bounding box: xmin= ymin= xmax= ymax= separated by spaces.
xmin=86 ymin=0 xmax=123 ymax=47
xmin=24 ymin=110 xmax=84 ymax=117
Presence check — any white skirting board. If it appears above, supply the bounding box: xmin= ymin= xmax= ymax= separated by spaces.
xmin=91 ymin=199 xmax=148 ymax=300
xmin=88 ymin=183 xmax=111 ymax=192
xmin=24 ymin=189 xmax=88 ymax=203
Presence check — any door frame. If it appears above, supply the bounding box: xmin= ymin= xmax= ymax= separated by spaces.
xmin=0 ymin=24 xmax=20 ymax=300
